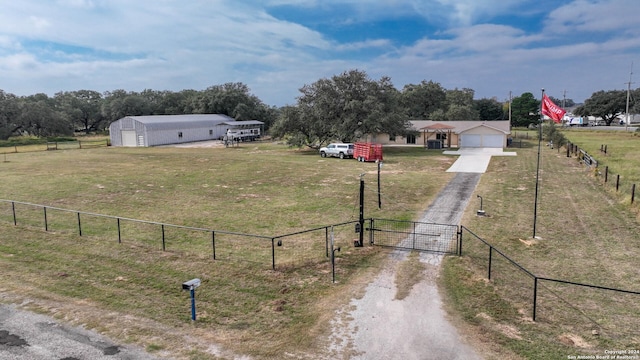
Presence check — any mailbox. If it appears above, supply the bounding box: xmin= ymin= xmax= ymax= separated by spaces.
xmin=182 ymin=278 xmax=201 ymax=291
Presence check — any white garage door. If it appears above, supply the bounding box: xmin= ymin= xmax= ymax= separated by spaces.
xmin=121 ymin=130 xmax=137 ymax=147
xmin=460 ymin=134 xmax=504 ymax=148
xmin=460 ymin=134 xmax=482 ymax=147
xmin=483 ymin=135 xmax=504 ymax=148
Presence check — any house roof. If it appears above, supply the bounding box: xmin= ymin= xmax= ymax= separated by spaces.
xmin=410 ymin=120 xmax=511 ymax=134
xmin=421 ymin=123 xmax=456 ymax=130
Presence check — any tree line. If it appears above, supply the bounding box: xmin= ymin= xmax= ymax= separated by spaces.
xmin=0 ymin=83 xmax=278 ymax=141
xmin=2 ymin=68 xmax=636 ymax=145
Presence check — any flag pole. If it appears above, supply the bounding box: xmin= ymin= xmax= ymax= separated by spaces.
xmin=533 ymin=88 xmax=544 ymax=238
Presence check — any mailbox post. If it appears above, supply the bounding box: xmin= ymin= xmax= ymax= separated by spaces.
xmin=182 ymin=278 xmax=201 ymax=321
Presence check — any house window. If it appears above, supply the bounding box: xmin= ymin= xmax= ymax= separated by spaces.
xmin=406 ymin=134 xmax=416 ymax=144
xmin=389 ymin=135 xmax=396 ymax=142
xmin=178 ymin=132 xmax=183 ymax=139
xmin=209 ymin=129 xmax=213 ymax=135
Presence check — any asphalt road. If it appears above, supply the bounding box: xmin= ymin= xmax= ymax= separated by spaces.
xmin=0 ymin=303 xmax=159 ymax=360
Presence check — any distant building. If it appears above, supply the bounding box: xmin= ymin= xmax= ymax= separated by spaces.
xmin=362 ymin=120 xmax=511 ymax=149
xmin=108 ymin=114 xmax=264 ymax=147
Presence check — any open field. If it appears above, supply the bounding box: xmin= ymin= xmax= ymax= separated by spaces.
xmin=444 ymin=130 xmax=640 ymax=359
xmin=562 ymin=128 xmax=640 ymax=207
xmin=0 ymin=143 xmax=455 ymax=359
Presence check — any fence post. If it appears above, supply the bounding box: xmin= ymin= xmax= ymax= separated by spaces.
xmin=488 ymin=247 xmax=493 ymax=280
xmin=44 ymin=207 xmax=48 ymax=231
xmin=604 ymin=145 xmax=607 ymax=154
xmin=632 ymin=184 xmax=636 ymax=205
xmin=533 ymin=277 xmax=538 ymax=322
xmin=604 ymin=166 xmax=608 ymax=183
xmin=77 ymin=212 xmax=82 ymax=236
xmin=212 ymin=231 xmax=216 ymax=260
xmin=271 ymin=238 xmax=276 ymax=270
xmin=369 ymin=219 xmax=375 ymax=245
xmin=457 ymin=227 xmax=463 ymax=256
xmin=616 ymin=175 xmax=620 ymax=191
xmin=412 ymin=222 xmax=416 ymax=249
xmin=369 ymin=218 xmax=374 ymax=245
xmin=12 ymin=201 xmax=16 ymax=225
xmin=117 ymin=218 xmax=121 ymax=243
xmin=566 ymin=143 xmax=570 ymax=158
xmin=325 ymin=227 xmax=329 ymax=257
xmin=161 ymin=224 xmax=166 ymax=251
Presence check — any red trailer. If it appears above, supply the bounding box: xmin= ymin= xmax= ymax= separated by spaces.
xmin=354 ymin=142 xmax=383 ymax=162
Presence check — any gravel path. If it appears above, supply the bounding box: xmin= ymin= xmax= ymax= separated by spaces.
xmin=324 ymin=172 xmax=485 ymax=359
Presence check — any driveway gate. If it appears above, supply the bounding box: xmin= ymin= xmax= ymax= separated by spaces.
xmin=369 ymin=218 xmax=459 ymax=254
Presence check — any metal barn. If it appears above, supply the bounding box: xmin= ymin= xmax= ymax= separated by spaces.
xmin=109 ymin=114 xmax=252 ymax=147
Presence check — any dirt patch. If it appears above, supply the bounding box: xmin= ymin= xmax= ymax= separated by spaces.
xmin=558 ymin=333 xmax=593 ymax=348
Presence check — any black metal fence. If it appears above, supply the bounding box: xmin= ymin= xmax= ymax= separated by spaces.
xmin=369 ymin=218 xmax=459 ymax=254
xmin=460 ymin=226 xmax=640 ymax=340
xmin=0 ymin=139 xmax=109 ymax=154
xmin=0 ymin=199 xmax=361 ymax=277
xmin=566 ymin=141 xmax=637 ymax=205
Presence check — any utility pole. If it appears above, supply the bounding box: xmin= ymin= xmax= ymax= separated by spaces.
xmin=625 ymin=62 xmax=634 ymax=131
xmin=508 ymin=91 xmax=512 ymax=123
xmin=533 ymin=88 xmax=544 ymax=239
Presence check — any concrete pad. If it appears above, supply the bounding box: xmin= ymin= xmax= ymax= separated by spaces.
xmin=445 ymin=148 xmax=517 ymax=173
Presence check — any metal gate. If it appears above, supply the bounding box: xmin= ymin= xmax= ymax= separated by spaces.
xmin=369 ymin=218 xmax=459 ymax=254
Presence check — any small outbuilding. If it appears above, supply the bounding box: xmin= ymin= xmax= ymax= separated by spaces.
xmin=108 ymin=114 xmax=263 ymax=147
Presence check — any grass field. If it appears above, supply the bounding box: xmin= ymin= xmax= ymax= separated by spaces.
xmin=562 ymin=128 xmax=640 ymax=206
xmin=2 ymin=132 xmax=639 ymax=359
xmin=443 ymin=129 xmax=640 ymax=359
xmin=0 ymin=142 xmax=455 ymax=359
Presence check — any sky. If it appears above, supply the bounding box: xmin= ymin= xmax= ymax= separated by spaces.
xmin=1 ymin=0 xmax=639 ymax=107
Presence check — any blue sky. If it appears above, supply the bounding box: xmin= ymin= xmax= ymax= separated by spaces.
xmin=1 ymin=0 xmax=638 ymax=106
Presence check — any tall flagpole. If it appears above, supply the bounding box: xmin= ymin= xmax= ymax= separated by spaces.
xmin=533 ymin=88 xmax=544 ymax=238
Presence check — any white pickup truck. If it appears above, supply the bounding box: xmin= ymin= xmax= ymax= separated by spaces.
xmin=319 ymin=143 xmax=354 ymax=159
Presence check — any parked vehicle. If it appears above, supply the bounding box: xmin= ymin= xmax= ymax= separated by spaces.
xmin=319 ymin=143 xmax=354 ymax=159
xmin=354 ymin=142 xmax=383 ymax=162
xmin=225 ymin=128 xmax=261 ymax=141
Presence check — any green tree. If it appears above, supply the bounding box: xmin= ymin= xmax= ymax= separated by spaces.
xmin=55 ymin=90 xmax=105 ymax=133
xmin=101 ymin=90 xmax=152 ymax=123
xmin=474 ymin=98 xmax=505 ymax=120
xmin=0 ymin=90 xmax=21 ymax=140
xmin=273 ymin=69 xmax=409 ymax=148
xmin=18 ymin=94 xmax=72 ymax=137
xmin=400 ymin=80 xmax=446 ymax=119
xmin=510 ymin=92 xmax=539 ymax=127
xmin=574 ymin=90 xmax=626 ymax=126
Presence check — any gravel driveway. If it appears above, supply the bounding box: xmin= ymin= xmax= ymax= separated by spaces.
xmin=323 ymin=148 xmax=514 ymax=359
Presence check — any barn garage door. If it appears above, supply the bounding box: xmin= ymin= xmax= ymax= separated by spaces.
xmin=460 ymin=134 xmax=504 ymax=148
xmin=121 ymin=130 xmax=137 ymax=147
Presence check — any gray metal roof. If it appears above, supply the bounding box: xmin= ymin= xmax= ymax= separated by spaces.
xmin=221 ymin=120 xmax=264 ymax=126
xmin=123 ymin=114 xmax=236 ymax=131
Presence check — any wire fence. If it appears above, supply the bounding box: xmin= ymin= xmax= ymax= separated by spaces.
xmin=0 ymin=139 xmax=109 ymax=154
xmin=460 ymin=226 xmax=640 ymax=341
xmin=565 ymin=141 xmax=638 ymax=206
xmin=0 ymin=199 xmax=360 ymax=279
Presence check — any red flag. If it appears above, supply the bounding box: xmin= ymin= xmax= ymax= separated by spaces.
xmin=541 ymin=94 xmax=566 ymax=123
